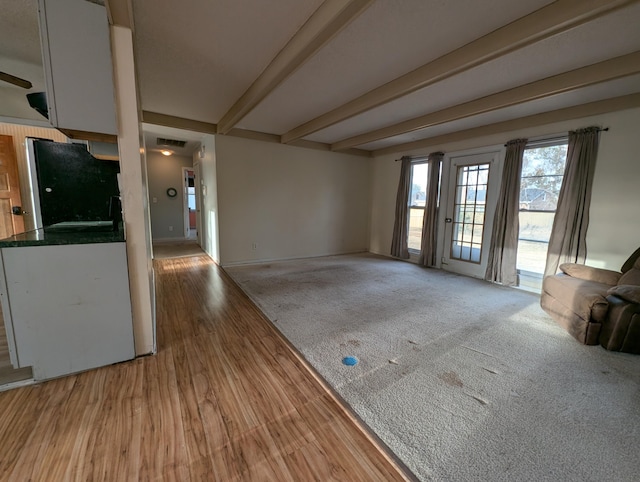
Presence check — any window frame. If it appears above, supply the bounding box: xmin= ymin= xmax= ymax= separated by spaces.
xmin=516 ymin=137 xmax=568 ymax=284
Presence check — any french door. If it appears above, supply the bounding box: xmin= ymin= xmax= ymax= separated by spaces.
xmin=440 ymin=151 xmax=501 ymax=279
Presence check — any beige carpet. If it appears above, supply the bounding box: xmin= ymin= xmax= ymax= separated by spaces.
xmin=226 ymin=253 xmax=640 ymax=482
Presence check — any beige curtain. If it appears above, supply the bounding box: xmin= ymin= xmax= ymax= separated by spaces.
xmin=419 ymin=152 xmax=443 ymax=267
xmin=485 ymin=139 xmax=528 ymax=285
xmin=544 ymin=127 xmax=601 ymax=277
xmin=391 ymin=157 xmax=411 ymax=259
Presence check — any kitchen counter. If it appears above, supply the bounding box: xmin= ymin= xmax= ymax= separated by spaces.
xmin=0 ymin=234 xmax=134 ymax=381
xmin=0 ymin=226 xmax=124 ymax=247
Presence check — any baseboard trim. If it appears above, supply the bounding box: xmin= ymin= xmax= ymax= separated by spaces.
xmin=220 ymin=249 xmax=369 ymax=268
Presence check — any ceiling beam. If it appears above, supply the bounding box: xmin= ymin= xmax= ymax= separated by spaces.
xmin=141 ymin=111 xmax=217 ymax=134
xmin=104 ymin=0 xmax=134 ymax=29
xmin=226 ymin=128 xmax=372 ymax=157
xmin=331 ymin=51 xmax=640 ymax=150
xmin=372 ymin=93 xmax=640 ymax=157
xmin=216 ymin=0 xmax=375 ymax=135
xmin=282 ymin=0 xmax=638 ymax=144
xmin=141 ymin=111 xmax=370 ymax=157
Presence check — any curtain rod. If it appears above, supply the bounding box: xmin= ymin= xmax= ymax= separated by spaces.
xmin=395 ymin=152 xmax=443 ymax=162
xmin=505 ymin=127 xmax=609 ymax=147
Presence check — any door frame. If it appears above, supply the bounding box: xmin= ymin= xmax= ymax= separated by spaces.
xmin=436 ymin=145 xmax=505 ymax=278
xmin=192 ymin=161 xmax=203 ymax=248
xmin=182 ymin=166 xmax=196 ymax=239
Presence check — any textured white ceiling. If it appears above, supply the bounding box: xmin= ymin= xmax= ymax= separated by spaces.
xmin=0 ymin=0 xmax=41 ymax=64
xmin=0 ymin=0 xmax=46 ymax=120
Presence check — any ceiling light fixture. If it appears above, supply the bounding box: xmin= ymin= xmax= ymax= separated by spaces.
xmin=161 ymin=149 xmax=172 ymax=156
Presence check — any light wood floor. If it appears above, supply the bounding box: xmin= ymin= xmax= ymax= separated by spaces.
xmin=0 ymin=249 xmax=413 ymax=481
xmin=153 ymin=240 xmax=204 ymax=259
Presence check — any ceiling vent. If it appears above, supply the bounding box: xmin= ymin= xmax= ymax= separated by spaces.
xmin=156 ymin=137 xmax=187 ymax=148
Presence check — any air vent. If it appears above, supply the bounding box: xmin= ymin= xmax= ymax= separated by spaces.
xmin=156 ymin=137 xmax=187 ymax=148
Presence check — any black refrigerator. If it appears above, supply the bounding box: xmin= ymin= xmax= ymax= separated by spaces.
xmin=32 ymin=140 xmax=121 ymax=229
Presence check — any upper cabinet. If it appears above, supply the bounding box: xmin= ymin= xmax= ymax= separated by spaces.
xmin=37 ymin=0 xmax=117 ymax=136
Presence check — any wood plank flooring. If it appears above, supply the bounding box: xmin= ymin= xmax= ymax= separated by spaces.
xmin=0 ymin=250 xmax=413 ymax=481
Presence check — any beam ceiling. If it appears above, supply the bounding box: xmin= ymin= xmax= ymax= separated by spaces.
xmin=281 ymin=0 xmax=638 ymax=144
xmin=331 ymin=51 xmax=640 ymax=150
xmin=216 ymin=0 xmax=374 ymax=135
xmin=372 ymin=93 xmax=640 ymax=157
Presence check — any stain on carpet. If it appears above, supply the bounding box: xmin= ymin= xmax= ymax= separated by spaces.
xmin=438 ymin=371 xmax=464 ymax=387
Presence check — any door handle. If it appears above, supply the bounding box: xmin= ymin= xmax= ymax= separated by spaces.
xmin=445 ymin=217 xmax=452 ymax=223
xmin=11 ymin=206 xmax=23 ymax=215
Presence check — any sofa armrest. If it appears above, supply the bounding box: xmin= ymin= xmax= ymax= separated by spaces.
xmin=601 ymin=292 xmax=640 ymax=353
xmin=559 ymin=263 xmax=621 ymax=285
xmin=607 ymin=285 xmax=640 ymax=304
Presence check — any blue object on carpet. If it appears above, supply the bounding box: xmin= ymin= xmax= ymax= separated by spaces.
xmin=342 ymin=356 xmax=358 ymax=366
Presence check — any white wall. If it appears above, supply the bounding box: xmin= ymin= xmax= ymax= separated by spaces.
xmin=215 ymin=135 xmax=371 ymax=266
xmin=146 ymin=151 xmax=192 ymax=240
xmin=370 ymin=107 xmax=640 ymax=271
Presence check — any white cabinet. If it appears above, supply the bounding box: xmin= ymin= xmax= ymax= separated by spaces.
xmin=38 ymin=0 xmax=118 ymax=135
xmin=0 ymin=242 xmax=135 ymax=380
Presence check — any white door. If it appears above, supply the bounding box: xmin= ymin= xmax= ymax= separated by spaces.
xmin=440 ymin=150 xmax=502 ymax=279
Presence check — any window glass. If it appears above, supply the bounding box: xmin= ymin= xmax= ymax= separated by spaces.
xmin=450 ymin=163 xmax=489 ymax=263
xmin=408 ymin=162 xmax=428 ymax=251
xmin=517 ymin=143 xmax=568 ymax=274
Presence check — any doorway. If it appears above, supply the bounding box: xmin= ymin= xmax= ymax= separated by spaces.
xmin=0 ymin=135 xmax=26 ymax=238
xmin=183 ymin=167 xmax=197 ymax=240
xmin=439 ymin=150 xmax=502 ymax=279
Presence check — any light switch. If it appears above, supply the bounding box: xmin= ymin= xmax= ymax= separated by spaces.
xmin=152 ymin=197 xmax=157 ymax=203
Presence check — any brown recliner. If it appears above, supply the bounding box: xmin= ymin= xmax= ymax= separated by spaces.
xmin=540 ymin=247 xmax=640 ymax=353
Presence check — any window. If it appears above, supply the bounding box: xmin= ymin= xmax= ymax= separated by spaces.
xmin=517 ymin=140 xmax=568 ymax=276
xmin=407 ymin=162 xmax=428 ymax=251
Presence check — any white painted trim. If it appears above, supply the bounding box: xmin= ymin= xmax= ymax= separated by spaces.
xmin=182 ymin=166 xmax=189 ymax=239
xmin=0 ymin=377 xmax=35 ymax=393
xmin=111 ymin=25 xmax=156 ymax=356
xmin=25 ymin=138 xmax=44 ymax=230
xmin=0 ymin=250 xmax=20 ymax=368
xmin=193 ymin=161 xmax=203 ymax=248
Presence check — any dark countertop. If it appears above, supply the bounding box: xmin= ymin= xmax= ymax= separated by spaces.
xmin=0 ymin=227 xmax=125 ymax=247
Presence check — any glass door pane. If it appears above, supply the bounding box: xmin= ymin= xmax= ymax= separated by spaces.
xmin=450 ymin=163 xmax=489 ymax=263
